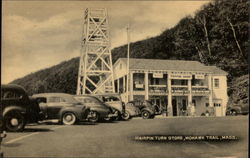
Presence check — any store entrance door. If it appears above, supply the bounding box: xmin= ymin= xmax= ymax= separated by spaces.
xmin=150 ymin=96 xmax=163 ymax=114
xmin=172 ymin=99 xmax=177 ymax=116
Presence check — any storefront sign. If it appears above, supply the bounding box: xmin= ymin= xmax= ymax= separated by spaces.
xmin=135 ymin=84 xmax=144 ymax=88
xmin=195 ymin=74 xmax=205 ymax=79
xmin=153 ymin=73 xmax=163 ymax=78
xmin=169 ymin=74 xmax=192 ymax=79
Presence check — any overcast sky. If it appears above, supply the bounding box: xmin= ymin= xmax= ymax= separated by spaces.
xmin=2 ymin=0 xmax=210 ymax=84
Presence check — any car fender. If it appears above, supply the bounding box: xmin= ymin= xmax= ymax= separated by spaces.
xmin=58 ymin=107 xmax=82 ymax=120
xmin=105 ymin=102 xmax=123 ymax=113
xmin=125 ymin=108 xmax=137 ymax=116
xmin=141 ymin=108 xmax=154 ymax=115
xmin=89 ymin=107 xmax=110 ymax=117
xmin=229 ymin=106 xmax=241 ymax=113
xmin=3 ymin=106 xmax=26 ymax=117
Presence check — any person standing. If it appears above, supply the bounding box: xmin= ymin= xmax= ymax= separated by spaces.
xmin=190 ymin=103 xmax=196 ymax=117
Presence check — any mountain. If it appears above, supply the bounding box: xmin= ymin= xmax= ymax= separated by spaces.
xmin=11 ymin=57 xmax=80 ymax=95
xmin=11 ymin=0 xmax=249 ymax=106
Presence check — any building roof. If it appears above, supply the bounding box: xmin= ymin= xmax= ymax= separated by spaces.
xmin=207 ymin=66 xmax=228 ymax=75
xmin=116 ymin=58 xmax=227 ymax=75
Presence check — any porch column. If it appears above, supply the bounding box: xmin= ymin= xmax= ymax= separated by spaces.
xmin=130 ymin=72 xmax=134 ymax=101
xmin=144 ymin=72 xmax=149 ymax=100
xmin=117 ymin=78 xmax=120 ymax=93
xmin=123 ymin=76 xmax=126 ymax=93
xmin=167 ymin=74 xmax=173 ymax=116
xmin=188 ymin=79 xmax=192 ymax=107
xmin=208 ymin=74 xmax=213 ymax=107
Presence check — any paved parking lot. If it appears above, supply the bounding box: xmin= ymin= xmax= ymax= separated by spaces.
xmin=1 ymin=116 xmax=248 ymax=158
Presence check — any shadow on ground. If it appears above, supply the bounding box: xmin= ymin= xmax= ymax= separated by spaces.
xmin=23 ymin=128 xmax=53 ymax=133
xmin=2 ymin=143 xmax=21 ymax=147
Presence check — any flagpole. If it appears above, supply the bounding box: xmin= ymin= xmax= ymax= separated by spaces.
xmin=126 ymin=24 xmax=130 ymax=103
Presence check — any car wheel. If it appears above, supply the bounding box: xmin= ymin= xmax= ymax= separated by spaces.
xmin=230 ymin=110 xmax=237 ymax=116
xmin=141 ymin=111 xmax=150 ymax=119
xmin=121 ymin=111 xmax=130 ymax=120
xmin=62 ymin=112 xmax=76 ymax=125
xmin=4 ymin=111 xmax=26 ymax=132
xmin=88 ymin=111 xmax=99 ymax=123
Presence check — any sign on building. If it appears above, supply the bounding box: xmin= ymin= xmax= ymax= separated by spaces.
xmin=135 ymin=84 xmax=144 ymax=88
xmin=169 ymin=74 xmax=192 ymax=79
xmin=153 ymin=73 xmax=163 ymax=78
xmin=195 ymin=74 xmax=205 ymax=79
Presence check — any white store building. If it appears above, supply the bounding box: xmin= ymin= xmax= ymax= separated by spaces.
xmin=113 ymin=58 xmax=228 ymax=117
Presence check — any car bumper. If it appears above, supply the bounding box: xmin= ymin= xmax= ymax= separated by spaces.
xmin=107 ymin=113 xmax=118 ymax=118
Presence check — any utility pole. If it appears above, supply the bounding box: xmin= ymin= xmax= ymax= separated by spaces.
xmin=77 ymin=8 xmax=115 ymax=95
xmin=126 ymin=24 xmax=130 ymax=102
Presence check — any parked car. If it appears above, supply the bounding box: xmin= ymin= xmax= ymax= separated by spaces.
xmin=0 ymin=115 xmax=7 ymax=158
xmin=226 ymin=104 xmax=249 ymax=116
xmin=122 ymin=102 xmax=141 ymax=120
xmin=126 ymin=100 xmax=156 ymax=119
xmin=91 ymin=93 xmax=125 ymax=120
xmin=32 ymin=93 xmax=90 ymax=125
xmin=74 ymin=95 xmax=118 ymax=122
xmin=1 ymin=84 xmax=44 ymax=132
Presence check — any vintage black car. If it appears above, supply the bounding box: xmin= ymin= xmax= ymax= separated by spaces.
xmin=1 ymin=84 xmax=43 ymax=132
xmin=32 ymin=93 xmax=90 ymax=125
xmin=74 ymin=95 xmax=118 ymax=122
xmin=226 ymin=104 xmax=249 ymax=116
xmin=126 ymin=100 xmax=156 ymax=119
xmin=0 ymin=115 xmax=7 ymax=158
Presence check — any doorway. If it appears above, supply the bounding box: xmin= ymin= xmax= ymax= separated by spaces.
xmin=172 ymin=99 xmax=177 ymax=116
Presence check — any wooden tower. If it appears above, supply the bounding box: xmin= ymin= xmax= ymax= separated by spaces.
xmin=77 ymin=8 xmax=115 ymax=94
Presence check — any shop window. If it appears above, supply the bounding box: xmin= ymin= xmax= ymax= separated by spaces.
xmin=205 ymin=103 xmax=209 ymax=107
xmin=214 ymin=78 xmax=220 ymax=88
xmin=192 ymin=99 xmax=196 ymax=106
xmin=181 ymin=80 xmax=188 ymax=85
xmin=151 ymin=78 xmax=159 ymax=85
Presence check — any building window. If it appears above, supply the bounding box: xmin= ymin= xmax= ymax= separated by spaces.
xmin=205 ymin=103 xmax=209 ymax=107
xmin=120 ymin=63 xmax=122 ymax=69
xmin=214 ymin=103 xmax=221 ymax=107
xmin=151 ymin=78 xmax=159 ymax=85
xmin=214 ymin=78 xmax=219 ymax=88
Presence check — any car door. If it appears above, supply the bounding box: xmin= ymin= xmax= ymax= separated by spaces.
xmin=47 ymin=96 xmax=66 ymax=119
xmin=35 ymin=97 xmax=48 ymax=118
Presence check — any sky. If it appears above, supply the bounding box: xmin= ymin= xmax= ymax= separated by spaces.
xmin=2 ymin=0 xmax=210 ymax=84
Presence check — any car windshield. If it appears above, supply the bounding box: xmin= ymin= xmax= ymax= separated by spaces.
xmin=144 ymin=100 xmax=153 ymax=106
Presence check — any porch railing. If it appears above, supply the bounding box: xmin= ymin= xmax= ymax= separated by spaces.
xmin=149 ymin=85 xmax=168 ymax=94
xmin=192 ymin=87 xmax=210 ymax=95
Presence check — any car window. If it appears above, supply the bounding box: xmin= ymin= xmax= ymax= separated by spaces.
xmin=103 ymin=96 xmax=120 ymax=102
xmin=2 ymin=90 xmax=23 ymax=99
xmin=134 ymin=101 xmax=141 ymax=106
xmin=48 ymin=97 xmax=66 ymax=103
xmin=36 ymin=97 xmax=47 ymax=103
